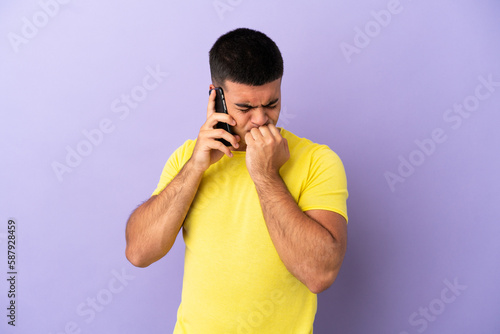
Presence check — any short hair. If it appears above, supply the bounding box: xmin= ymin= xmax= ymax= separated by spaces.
xmin=209 ymin=28 xmax=284 ymax=87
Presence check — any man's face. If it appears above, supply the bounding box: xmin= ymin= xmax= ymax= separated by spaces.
xmin=211 ymin=78 xmax=282 ymax=151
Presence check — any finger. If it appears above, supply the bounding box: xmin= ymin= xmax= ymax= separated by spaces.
xmin=257 ymin=125 xmax=272 ymax=139
xmin=231 ymin=135 xmax=241 ymax=149
xmin=267 ymin=123 xmax=281 ymax=138
xmin=207 ymin=139 xmax=234 ymax=158
xmin=245 ymin=132 xmax=255 ymax=146
xmin=199 ymin=130 xmax=234 ymax=156
xmin=217 ymin=131 xmax=240 ymax=149
xmin=210 ymin=112 xmax=236 ymax=127
xmin=206 ymin=89 xmax=216 ymax=118
xmin=201 ymin=128 xmax=240 ymax=149
xmin=249 ymin=127 xmax=264 ymax=141
xmin=202 ymin=112 xmax=236 ymax=130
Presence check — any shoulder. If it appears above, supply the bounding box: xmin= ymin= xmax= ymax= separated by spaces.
xmin=160 ymin=138 xmax=197 ymax=175
xmin=280 ymin=128 xmax=343 ymax=166
xmin=151 ymin=139 xmax=197 ymax=196
xmin=169 ymin=139 xmax=196 ymax=162
xmin=279 ymin=128 xmax=348 ymax=220
xmin=177 ymin=138 xmax=196 ymax=156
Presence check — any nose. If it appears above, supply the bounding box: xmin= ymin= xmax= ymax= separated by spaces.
xmin=251 ymin=108 xmax=269 ymax=126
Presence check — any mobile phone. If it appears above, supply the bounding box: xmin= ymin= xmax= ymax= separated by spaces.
xmin=209 ymin=87 xmax=233 ymax=146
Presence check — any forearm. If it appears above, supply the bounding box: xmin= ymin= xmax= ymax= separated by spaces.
xmin=125 ymin=159 xmax=203 ymax=267
xmin=254 ymin=173 xmax=344 ymax=293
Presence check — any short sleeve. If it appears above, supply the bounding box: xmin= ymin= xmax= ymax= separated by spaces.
xmin=298 ymin=146 xmax=348 ymax=222
xmin=151 ymin=140 xmax=196 ymax=196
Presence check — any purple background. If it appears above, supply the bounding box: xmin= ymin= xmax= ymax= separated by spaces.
xmin=1 ymin=0 xmax=499 ymax=333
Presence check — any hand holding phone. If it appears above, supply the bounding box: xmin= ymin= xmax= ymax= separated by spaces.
xmin=209 ymin=87 xmax=233 ymax=146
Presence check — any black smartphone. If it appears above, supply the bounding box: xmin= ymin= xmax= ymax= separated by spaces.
xmin=209 ymin=87 xmax=233 ymax=146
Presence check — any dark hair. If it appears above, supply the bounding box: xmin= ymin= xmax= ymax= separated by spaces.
xmin=209 ymin=28 xmax=283 ymax=87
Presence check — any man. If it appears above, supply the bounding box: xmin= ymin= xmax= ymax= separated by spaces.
xmin=125 ymin=28 xmax=348 ymax=333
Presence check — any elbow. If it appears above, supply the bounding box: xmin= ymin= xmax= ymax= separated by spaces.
xmin=305 ymin=252 xmax=344 ymax=293
xmin=306 ymin=269 xmax=338 ymax=294
xmin=125 ymin=246 xmax=151 ymax=268
xmin=307 ymin=236 xmax=346 ymax=293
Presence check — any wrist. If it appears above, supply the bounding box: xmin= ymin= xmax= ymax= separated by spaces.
xmin=185 ymin=157 xmax=208 ymax=176
xmin=251 ymin=169 xmax=282 ymax=187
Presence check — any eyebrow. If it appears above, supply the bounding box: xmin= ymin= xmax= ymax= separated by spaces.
xmin=235 ymin=98 xmax=279 ymax=109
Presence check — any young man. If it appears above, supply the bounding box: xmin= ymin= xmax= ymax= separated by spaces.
xmin=125 ymin=28 xmax=348 ymax=333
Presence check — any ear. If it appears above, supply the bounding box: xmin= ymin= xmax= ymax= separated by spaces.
xmin=209 ymin=84 xmax=215 ymax=90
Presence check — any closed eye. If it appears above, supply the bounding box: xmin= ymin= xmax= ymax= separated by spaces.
xmin=263 ymin=98 xmax=279 ymax=109
xmin=238 ymin=105 xmax=276 ymax=112
xmin=235 ymin=99 xmax=279 ymax=112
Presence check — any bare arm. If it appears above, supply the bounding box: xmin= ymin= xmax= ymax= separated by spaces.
xmin=245 ymin=124 xmax=347 ymax=293
xmin=125 ymin=89 xmax=240 ymax=267
xmin=253 ymin=174 xmax=347 ymax=294
xmin=125 ymin=159 xmax=203 ymax=267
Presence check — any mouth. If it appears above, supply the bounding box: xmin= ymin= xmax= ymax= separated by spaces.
xmin=247 ymin=121 xmax=273 ymax=130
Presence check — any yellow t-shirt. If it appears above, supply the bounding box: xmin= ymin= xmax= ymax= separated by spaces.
xmin=152 ymin=128 xmax=348 ymax=334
